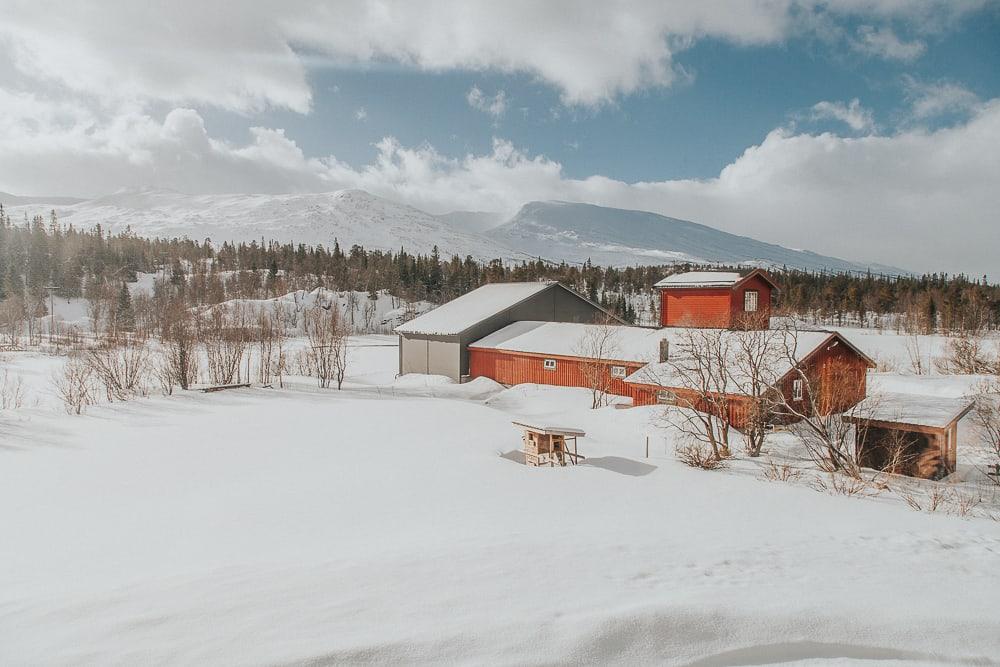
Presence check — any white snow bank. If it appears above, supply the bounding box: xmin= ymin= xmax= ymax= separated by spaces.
xmin=2 ymin=387 xmax=998 ymax=663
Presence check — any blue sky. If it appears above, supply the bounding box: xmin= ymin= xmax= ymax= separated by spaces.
xmin=197 ymin=9 xmax=1000 ymax=184
xmin=1 ymin=1 xmax=999 ymax=274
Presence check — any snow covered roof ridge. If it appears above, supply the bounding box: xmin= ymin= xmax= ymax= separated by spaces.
xmin=395 ymin=282 xmax=558 ymax=336
xmin=653 ymin=268 xmax=778 ymax=290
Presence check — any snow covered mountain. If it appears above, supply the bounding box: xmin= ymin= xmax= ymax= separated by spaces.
xmin=5 ymin=188 xmax=900 ymax=272
xmin=488 ymin=201 xmax=900 ymax=273
xmin=9 ymin=188 xmax=522 ymax=261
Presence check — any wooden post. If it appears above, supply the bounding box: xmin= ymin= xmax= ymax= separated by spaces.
xmin=645 ymin=436 xmax=649 ymax=459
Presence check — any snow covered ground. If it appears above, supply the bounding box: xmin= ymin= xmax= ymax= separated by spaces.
xmin=1 ymin=334 xmax=999 ymax=664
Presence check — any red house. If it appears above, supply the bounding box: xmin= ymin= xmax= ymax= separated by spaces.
xmin=656 ymin=269 xmax=778 ymax=329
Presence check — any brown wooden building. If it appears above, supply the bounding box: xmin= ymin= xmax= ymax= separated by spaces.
xmin=845 ymin=394 xmax=974 ymax=479
xmin=655 ymin=269 xmax=777 ymax=329
xmin=625 ymin=330 xmax=875 ymax=429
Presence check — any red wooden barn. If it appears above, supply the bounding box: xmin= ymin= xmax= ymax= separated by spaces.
xmin=625 ymin=330 xmax=875 ymax=428
xmin=467 ymin=321 xmax=874 ymax=429
xmin=468 ymin=321 xmax=671 ymax=397
xmin=655 ymin=269 xmax=778 ymax=329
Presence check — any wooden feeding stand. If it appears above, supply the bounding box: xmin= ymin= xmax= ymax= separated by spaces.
xmin=844 ymin=393 xmax=974 ymax=479
xmin=513 ymin=422 xmax=585 ymax=467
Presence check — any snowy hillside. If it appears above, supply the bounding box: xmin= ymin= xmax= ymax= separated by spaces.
xmin=8 ymin=188 xmax=521 ymax=262
xmin=489 ymin=201 xmax=902 ymax=273
xmin=4 ymin=189 xmax=902 ymax=272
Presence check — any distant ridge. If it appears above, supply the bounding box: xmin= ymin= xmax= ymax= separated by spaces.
xmin=487 ymin=201 xmax=904 ymax=274
xmin=3 ymin=189 xmax=903 ymax=274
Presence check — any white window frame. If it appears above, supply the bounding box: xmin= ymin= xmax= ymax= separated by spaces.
xmin=543 ymin=359 xmax=557 ymax=371
xmin=744 ymin=289 xmax=759 ymax=312
xmin=792 ymin=378 xmax=804 ymax=401
xmin=657 ymin=389 xmax=678 ymax=405
xmin=610 ymin=365 xmax=627 ymax=378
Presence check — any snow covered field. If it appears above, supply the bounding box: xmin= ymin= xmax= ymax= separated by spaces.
xmin=2 ymin=334 xmax=1000 ymax=664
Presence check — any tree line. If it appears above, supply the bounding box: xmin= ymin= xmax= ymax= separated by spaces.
xmin=1 ymin=204 xmax=998 ymax=331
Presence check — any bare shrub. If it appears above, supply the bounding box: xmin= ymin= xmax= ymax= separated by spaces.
xmin=202 ymin=303 xmax=251 ymax=385
xmin=52 ymin=355 xmax=94 ymax=414
xmin=676 ymin=440 xmax=727 ymax=470
xmin=905 ymin=333 xmax=927 ymax=375
xmin=971 ymin=379 xmax=1000 ymax=484
xmin=0 ymin=296 xmax=26 ymax=348
xmin=158 ymin=297 xmax=199 ymax=390
xmin=87 ymin=337 xmax=150 ymax=401
xmin=811 ymin=472 xmax=877 ymax=497
xmin=936 ymin=329 xmax=995 ymax=375
xmin=762 ymin=459 xmax=801 ymax=483
xmin=304 ymin=304 xmax=349 ymax=389
xmin=0 ymin=368 xmax=25 ymax=409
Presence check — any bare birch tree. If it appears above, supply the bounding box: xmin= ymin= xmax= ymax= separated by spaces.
xmin=773 ymin=322 xmax=867 ymax=476
xmin=305 ymin=303 xmax=350 ymax=389
xmin=729 ymin=313 xmax=784 ymax=457
xmin=649 ymin=326 xmax=733 ymax=460
xmin=574 ymin=318 xmax=622 ymax=409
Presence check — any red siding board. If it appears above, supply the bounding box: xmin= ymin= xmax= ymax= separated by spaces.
xmin=468 ymin=348 xmax=645 ymax=399
xmin=659 ymin=274 xmax=773 ymax=329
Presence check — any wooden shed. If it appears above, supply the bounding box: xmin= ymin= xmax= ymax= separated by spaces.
xmin=395 ymin=282 xmax=618 ymax=381
xmin=514 ymin=422 xmax=585 ymax=467
xmin=845 ymin=393 xmax=974 ymax=479
xmin=655 ymin=269 xmax=778 ymax=329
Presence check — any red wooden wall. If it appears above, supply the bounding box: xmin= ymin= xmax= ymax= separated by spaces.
xmin=659 ymin=274 xmax=773 ymax=329
xmin=661 ymin=288 xmax=732 ymax=328
xmin=468 ymin=348 xmax=645 ymax=398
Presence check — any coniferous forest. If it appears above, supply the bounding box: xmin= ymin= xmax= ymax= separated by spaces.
xmin=1 ymin=204 xmax=998 ymax=333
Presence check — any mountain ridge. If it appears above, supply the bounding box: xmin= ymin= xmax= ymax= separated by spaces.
xmin=2 ymin=188 xmax=903 ymax=274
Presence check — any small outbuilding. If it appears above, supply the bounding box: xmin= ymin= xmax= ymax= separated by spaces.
xmin=655 ymin=269 xmax=778 ymax=329
xmin=514 ymin=421 xmax=586 ymax=467
xmin=845 ymin=393 xmax=974 ymax=479
xmin=396 ymin=282 xmax=616 ymax=381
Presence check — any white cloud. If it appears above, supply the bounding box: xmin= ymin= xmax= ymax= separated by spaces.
xmin=903 ymin=77 xmax=981 ymax=120
xmin=2 ymin=97 xmax=999 ymax=276
xmin=0 ymin=1 xmax=984 ymax=110
xmin=354 ymin=107 xmax=368 ymax=121
xmin=810 ymin=98 xmax=875 ymax=132
xmin=466 ymin=86 xmax=507 ymax=119
xmin=852 ymin=25 xmax=926 ymax=61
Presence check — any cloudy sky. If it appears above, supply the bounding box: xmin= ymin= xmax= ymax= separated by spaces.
xmin=1 ymin=1 xmax=999 ymax=275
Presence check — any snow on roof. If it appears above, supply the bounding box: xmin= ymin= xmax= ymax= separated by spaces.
xmin=847 ymin=393 xmax=975 ymax=430
xmin=623 ymin=330 xmax=844 ymax=393
xmin=395 ymin=282 xmax=555 ymax=336
xmin=469 ymin=321 xmax=672 ymax=363
xmin=654 ymin=271 xmax=742 ymax=288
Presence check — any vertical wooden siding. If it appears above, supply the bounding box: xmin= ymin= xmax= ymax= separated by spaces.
xmin=659 ymin=275 xmax=773 ymax=329
xmin=468 ymin=349 xmax=645 ymax=398
xmin=661 ymin=288 xmax=733 ymax=328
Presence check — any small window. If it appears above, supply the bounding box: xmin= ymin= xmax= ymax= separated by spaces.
xmin=610 ymin=365 xmax=627 ymax=378
xmin=792 ymin=379 xmax=804 ymax=401
xmin=543 ymin=359 xmax=557 ymax=371
xmin=657 ymin=390 xmax=678 ymax=405
xmin=744 ymin=289 xmax=759 ymax=312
